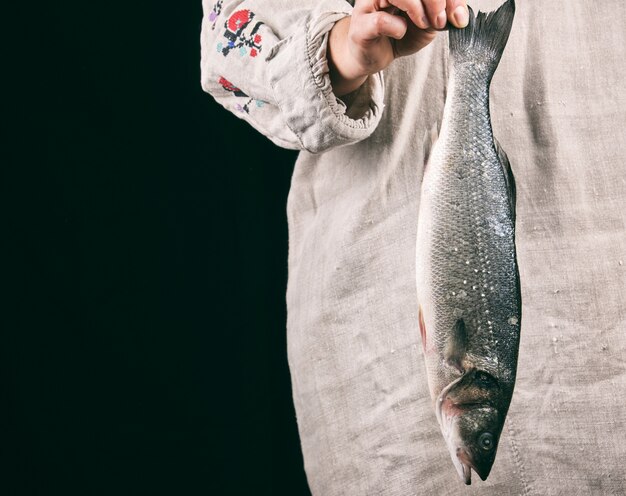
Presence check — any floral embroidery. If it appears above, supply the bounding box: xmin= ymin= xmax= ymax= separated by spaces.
xmin=208 ymin=1 xmax=223 ymax=30
xmin=218 ymin=76 xmax=266 ymax=114
xmin=216 ymin=10 xmax=263 ymax=58
xmin=218 ymin=76 xmax=247 ymax=97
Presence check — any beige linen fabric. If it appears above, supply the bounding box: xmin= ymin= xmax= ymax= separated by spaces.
xmin=202 ymin=1 xmax=626 ymax=494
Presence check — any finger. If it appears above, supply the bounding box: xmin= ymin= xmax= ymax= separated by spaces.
xmin=420 ymin=0 xmax=447 ymax=30
xmin=355 ymin=11 xmax=408 ymax=42
xmin=354 ymin=0 xmax=394 ymax=15
xmin=446 ymin=0 xmax=469 ymax=28
xmin=387 ymin=0 xmax=431 ymax=30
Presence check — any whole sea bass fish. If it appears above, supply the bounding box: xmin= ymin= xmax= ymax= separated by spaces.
xmin=415 ymin=0 xmax=520 ymax=485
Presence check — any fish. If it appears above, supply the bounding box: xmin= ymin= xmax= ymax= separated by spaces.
xmin=414 ymin=0 xmax=520 ymax=485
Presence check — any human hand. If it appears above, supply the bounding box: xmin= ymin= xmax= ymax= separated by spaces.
xmin=328 ymin=0 xmax=469 ymax=96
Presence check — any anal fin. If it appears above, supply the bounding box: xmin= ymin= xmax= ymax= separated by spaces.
xmin=493 ymin=137 xmax=516 ymax=220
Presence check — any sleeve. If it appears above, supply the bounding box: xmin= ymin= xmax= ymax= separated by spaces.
xmin=200 ymin=0 xmax=386 ymax=153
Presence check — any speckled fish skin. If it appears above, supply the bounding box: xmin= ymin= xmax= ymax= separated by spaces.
xmin=415 ymin=0 xmax=520 ymax=485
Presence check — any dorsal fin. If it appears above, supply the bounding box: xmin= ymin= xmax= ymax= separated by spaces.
xmin=493 ymin=137 xmax=516 ymax=220
xmin=445 ymin=319 xmax=468 ymax=373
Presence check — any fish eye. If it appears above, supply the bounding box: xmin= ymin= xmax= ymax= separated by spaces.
xmin=478 ymin=432 xmax=494 ymax=451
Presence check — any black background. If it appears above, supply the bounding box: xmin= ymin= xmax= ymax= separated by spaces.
xmin=4 ymin=2 xmax=310 ymax=495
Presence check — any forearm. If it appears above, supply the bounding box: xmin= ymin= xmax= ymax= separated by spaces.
xmin=200 ymin=0 xmax=386 ymax=153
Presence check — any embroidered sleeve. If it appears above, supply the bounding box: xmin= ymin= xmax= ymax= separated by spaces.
xmin=200 ymin=0 xmax=385 ymax=153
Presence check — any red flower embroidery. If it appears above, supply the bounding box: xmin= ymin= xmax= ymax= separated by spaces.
xmin=218 ymin=76 xmax=247 ymax=97
xmin=217 ymin=10 xmax=264 ymax=58
xmin=227 ymin=9 xmax=252 ymax=32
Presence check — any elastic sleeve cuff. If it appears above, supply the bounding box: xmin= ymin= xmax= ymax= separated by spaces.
xmin=266 ymin=12 xmax=385 ymax=154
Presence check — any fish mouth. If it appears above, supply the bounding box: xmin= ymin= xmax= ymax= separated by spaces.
xmin=457 ymin=449 xmax=475 ymax=484
xmin=457 ymin=449 xmax=490 ymax=483
xmin=460 ymin=460 xmax=472 ymax=485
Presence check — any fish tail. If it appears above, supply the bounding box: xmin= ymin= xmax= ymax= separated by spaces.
xmin=448 ymin=0 xmax=515 ymax=76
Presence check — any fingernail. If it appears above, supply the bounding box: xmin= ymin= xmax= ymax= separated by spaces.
xmin=436 ymin=10 xmax=447 ymax=29
xmin=453 ymin=6 xmax=469 ymax=28
xmin=421 ymin=16 xmax=430 ymax=28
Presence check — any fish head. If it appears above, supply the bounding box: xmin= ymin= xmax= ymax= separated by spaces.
xmin=448 ymin=404 xmax=502 ymax=484
xmin=436 ymin=369 xmax=507 ymax=484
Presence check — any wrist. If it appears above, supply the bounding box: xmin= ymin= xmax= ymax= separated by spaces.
xmin=328 ymin=16 xmax=368 ymax=97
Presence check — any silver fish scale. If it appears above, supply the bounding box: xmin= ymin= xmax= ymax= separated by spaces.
xmin=415 ymin=2 xmax=520 ymax=482
xmin=420 ymin=62 xmax=521 ymax=394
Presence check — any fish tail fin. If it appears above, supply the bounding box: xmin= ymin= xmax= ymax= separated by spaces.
xmin=449 ymin=0 xmax=515 ymax=76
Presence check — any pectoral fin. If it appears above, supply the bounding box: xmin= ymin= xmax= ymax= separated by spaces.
xmin=445 ymin=319 xmax=468 ymax=373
